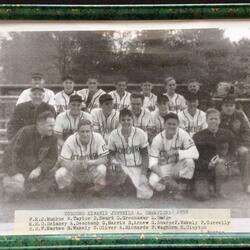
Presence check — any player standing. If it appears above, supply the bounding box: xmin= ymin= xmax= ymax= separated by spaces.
xmin=77 ymin=78 xmax=105 ymax=112
xmin=149 ymin=113 xmax=199 ymax=200
xmin=178 ymin=94 xmax=207 ymax=137
xmin=109 ymin=79 xmax=131 ymax=110
xmin=16 ymin=73 xmax=55 ymax=107
xmin=54 ymin=94 xmax=92 ymax=150
xmin=108 ymin=108 xmax=153 ymax=199
xmin=91 ymin=94 xmax=119 ymax=144
xmin=141 ymin=81 xmax=157 ymax=112
xmin=54 ymin=76 xmax=77 ymax=114
xmin=55 ymin=119 xmax=108 ymax=196
xmin=163 ymin=77 xmax=186 ymax=113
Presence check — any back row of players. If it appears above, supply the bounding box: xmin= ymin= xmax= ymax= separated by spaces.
xmin=1 ymin=73 xmax=250 ymax=201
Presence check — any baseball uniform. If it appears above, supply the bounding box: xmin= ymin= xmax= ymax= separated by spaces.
xmin=149 ymin=128 xmax=199 ymax=192
xmin=151 ymin=109 xmax=166 ymax=134
xmin=90 ymin=108 xmax=120 ymax=143
xmin=54 ymin=110 xmax=92 ymax=141
xmin=143 ymin=93 xmax=157 ymax=111
xmin=109 ymin=90 xmax=131 ymax=110
xmin=178 ymin=109 xmax=207 ymax=137
xmin=131 ymin=108 xmax=153 ymax=132
xmin=55 ymin=132 xmax=108 ymax=189
xmin=77 ymin=88 xmax=105 ymax=112
xmin=163 ymin=93 xmax=186 ymax=113
xmin=108 ymin=127 xmax=153 ymax=199
xmin=54 ymin=90 xmax=77 ymax=114
xmin=16 ymin=88 xmax=55 ymax=106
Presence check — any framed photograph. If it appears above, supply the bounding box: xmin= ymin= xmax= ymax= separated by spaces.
xmin=0 ymin=3 xmax=250 ymax=249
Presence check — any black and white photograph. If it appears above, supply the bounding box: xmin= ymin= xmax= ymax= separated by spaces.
xmin=0 ymin=20 xmax=250 ymax=234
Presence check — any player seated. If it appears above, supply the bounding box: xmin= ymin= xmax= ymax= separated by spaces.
xmin=54 ymin=76 xmax=77 ymax=114
xmin=109 ymin=78 xmax=131 ymax=110
xmin=150 ymin=94 xmax=169 ymax=140
xmin=91 ymin=94 xmax=119 ymax=144
xmin=178 ymin=93 xmax=207 ymax=137
xmin=149 ymin=113 xmax=199 ymax=200
xmin=163 ymin=77 xmax=186 ymax=113
xmin=1 ymin=111 xmax=58 ymax=200
xmin=141 ymin=81 xmax=157 ymax=112
xmin=7 ymin=84 xmax=55 ymax=140
xmin=16 ymin=73 xmax=55 ymax=107
xmin=220 ymin=95 xmax=250 ymax=193
xmin=193 ymin=108 xmax=236 ymax=201
xmin=54 ymin=94 xmax=92 ymax=150
xmin=77 ymin=77 xmax=105 ymax=112
xmin=55 ymin=119 xmax=108 ymax=196
xmin=108 ymin=108 xmax=153 ymax=199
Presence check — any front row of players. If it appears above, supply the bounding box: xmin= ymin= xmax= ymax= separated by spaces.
xmin=1 ymin=104 xmax=249 ymax=201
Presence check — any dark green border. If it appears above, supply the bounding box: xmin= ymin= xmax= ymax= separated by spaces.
xmin=0 ymin=3 xmax=250 ymax=248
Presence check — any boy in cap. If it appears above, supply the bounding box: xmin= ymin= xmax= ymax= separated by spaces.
xmin=54 ymin=94 xmax=92 ymax=150
xmin=7 ymin=85 xmax=55 ymax=140
xmin=220 ymin=95 xmax=250 ymax=193
xmin=141 ymin=81 xmax=157 ymax=112
xmin=149 ymin=113 xmax=199 ymax=200
xmin=16 ymin=73 xmax=55 ymax=107
xmin=109 ymin=78 xmax=131 ymax=110
xmin=178 ymin=93 xmax=207 ymax=137
xmin=54 ymin=76 xmax=77 ymax=114
xmin=90 ymin=94 xmax=119 ymax=144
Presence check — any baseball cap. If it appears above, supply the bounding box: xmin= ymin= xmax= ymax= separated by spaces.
xmin=69 ymin=94 xmax=83 ymax=103
xmin=32 ymin=72 xmax=44 ymax=80
xmin=99 ymin=94 xmax=113 ymax=105
xmin=185 ymin=93 xmax=199 ymax=102
xmin=222 ymin=95 xmax=236 ymax=104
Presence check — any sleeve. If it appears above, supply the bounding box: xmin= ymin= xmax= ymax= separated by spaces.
xmin=201 ymin=113 xmax=208 ymax=130
xmin=178 ymin=131 xmax=199 ymax=160
xmin=16 ymin=90 xmax=28 ymax=105
xmin=90 ymin=110 xmax=100 ymax=131
xmin=48 ymin=90 xmax=56 ymax=106
xmin=7 ymin=105 xmax=24 ymax=140
xmin=60 ymin=139 xmax=73 ymax=160
xmin=54 ymin=114 xmax=64 ymax=135
xmin=181 ymin=96 xmax=187 ymax=110
xmin=140 ymin=130 xmax=149 ymax=148
xmin=178 ymin=113 xmax=185 ymax=130
xmin=108 ymin=132 xmax=117 ymax=151
xmin=38 ymin=137 xmax=58 ymax=173
xmin=97 ymin=134 xmax=109 ymax=157
xmin=149 ymin=135 xmax=161 ymax=168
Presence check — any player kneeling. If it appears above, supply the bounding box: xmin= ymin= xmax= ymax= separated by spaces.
xmin=149 ymin=113 xmax=199 ymax=200
xmin=55 ymin=119 xmax=109 ymax=196
xmin=108 ymin=109 xmax=153 ymax=199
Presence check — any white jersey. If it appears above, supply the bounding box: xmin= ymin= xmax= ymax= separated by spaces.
xmin=109 ymin=90 xmax=131 ymax=110
xmin=151 ymin=109 xmax=166 ymax=134
xmin=16 ymin=88 xmax=55 ymax=106
xmin=91 ymin=108 xmax=120 ymax=143
xmin=108 ymin=127 xmax=148 ymax=167
xmin=131 ymin=108 xmax=153 ymax=132
xmin=54 ymin=90 xmax=77 ymax=113
xmin=77 ymin=88 xmax=105 ymax=112
xmin=150 ymin=128 xmax=199 ymax=166
xmin=163 ymin=93 xmax=186 ymax=113
xmin=61 ymin=132 xmax=108 ymax=161
xmin=143 ymin=93 xmax=157 ymax=111
xmin=178 ymin=109 xmax=207 ymax=137
xmin=54 ymin=110 xmax=92 ymax=139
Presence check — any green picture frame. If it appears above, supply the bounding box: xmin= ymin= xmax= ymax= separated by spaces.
xmin=0 ymin=3 xmax=250 ymax=249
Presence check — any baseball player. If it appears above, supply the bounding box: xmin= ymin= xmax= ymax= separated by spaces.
xmin=163 ymin=77 xmax=186 ymax=113
xmin=149 ymin=113 xmax=199 ymax=200
xmin=7 ymin=85 xmax=55 ymax=140
xmin=193 ymin=108 xmax=236 ymax=200
xmin=130 ymin=92 xmax=153 ymax=133
xmin=220 ymin=95 xmax=250 ymax=193
xmin=141 ymin=81 xmax=157 ymax=112
xmin=151 ymin=94 xmax=169 ymax=137
xmin=54 ymin=76 xmax=77 ymax=114
xmin=54 ymin=94 xmax=92 ymax=150
xmin=1 ymin=111 xmax=58 ymax=199
xmin=91 ymin=94 xmax=119 ymax=144
xmin=55 ymin=119 xmax=108 ymax=196
xmin=109 ymin=79 xmax=131 ymax=110
xmin=178 ymin=93 xmax=207 ymax=137
xmin=77 ymin=78 xmax=105 ymax=112
xmin=16 ymin=73 xmax=55 ymax=107
xmin=108 ymin=108 xmax=153 ymax=199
